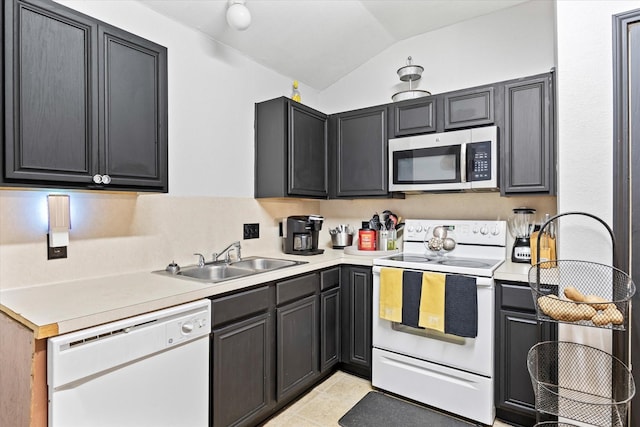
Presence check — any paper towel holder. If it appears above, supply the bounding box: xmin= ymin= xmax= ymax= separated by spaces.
xmin=47 ymin=194 xmax=70 ymax=259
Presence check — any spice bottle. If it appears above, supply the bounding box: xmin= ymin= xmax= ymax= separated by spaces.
xmin=358 ymin=221 xmax=377 ymax=251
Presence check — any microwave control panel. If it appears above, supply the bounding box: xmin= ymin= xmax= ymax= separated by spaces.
xmin=468 ymin=141 xmax=492 ymax=181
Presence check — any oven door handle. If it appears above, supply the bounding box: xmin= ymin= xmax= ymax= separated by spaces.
xmin=373 ymin=266 xmax=493 ymax=287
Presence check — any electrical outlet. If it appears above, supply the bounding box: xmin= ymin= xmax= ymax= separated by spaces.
xmin=47 ymin=235 xmax=67 ymax=260
xmin=243 ymin=223 xmax=260 ymax=239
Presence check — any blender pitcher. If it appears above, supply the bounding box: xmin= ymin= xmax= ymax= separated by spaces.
xmin=507 ymin=207 xmax=536 ymax=263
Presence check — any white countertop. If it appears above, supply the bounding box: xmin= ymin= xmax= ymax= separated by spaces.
xmin=494 ymin=259 xmax=533 ymax=283
xmin=0 ymin=250 xmax=377 ymax=339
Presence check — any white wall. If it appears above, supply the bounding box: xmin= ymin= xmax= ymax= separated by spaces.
xmin=57 ymin=0 xmax=320 ymax=198
xmin=555 ymin=0 xmax=638 ymax=263
xmin=318 ymin=0 xmax=556 ymax=113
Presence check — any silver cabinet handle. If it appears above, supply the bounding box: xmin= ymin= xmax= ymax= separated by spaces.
xmin=92 ymin=174 xmax=112 ymax=184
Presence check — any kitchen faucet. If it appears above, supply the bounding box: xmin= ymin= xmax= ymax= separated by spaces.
xmin=213 ymin=241 xmax=242 ymax=263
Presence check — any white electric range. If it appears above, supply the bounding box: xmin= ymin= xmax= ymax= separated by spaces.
xmin=372 ymin=219 xmax=507 ymax=425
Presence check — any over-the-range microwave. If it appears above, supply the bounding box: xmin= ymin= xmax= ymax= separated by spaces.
xmin=388 ymin=125 xmax=498 ymax=193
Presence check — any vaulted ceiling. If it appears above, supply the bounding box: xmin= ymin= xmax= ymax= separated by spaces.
xmin=139 ymin=0 xmax=530 ymax=90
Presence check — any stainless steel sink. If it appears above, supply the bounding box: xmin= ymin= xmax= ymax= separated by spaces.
xmin=178 ymin=264 xmax=254 ymax=281
xmin=230 ymin=258 xmax=299 ymax=271
xmin=156 ymin=256 xmax=307 ymax=284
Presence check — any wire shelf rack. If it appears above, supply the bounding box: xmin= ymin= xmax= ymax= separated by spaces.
xmin=527 ymin=341 xmax=635 ymax=427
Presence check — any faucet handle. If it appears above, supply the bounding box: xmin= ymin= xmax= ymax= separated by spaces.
xmin=211 ymin=252 xmax=219 ymax=262
xmin=193 ymin=253 xmax=206 ymax=267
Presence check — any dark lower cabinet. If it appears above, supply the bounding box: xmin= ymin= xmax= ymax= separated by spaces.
xmin=276 ymin=294 xmax=319 ymax=401
xmin=3 ymin=0 xmax=168 ymax=192
xmin=210 ymin=286 xmax=274 ymax=427
xmin=211 ymin=313 xmax=273 ymax=427
xmin=340 ymin=265 xmax=372 ymax=379
xmin=320 ymin=287 xmax=340 ymax=372
xmin=495 ymin=280 xmax=556 ymax=427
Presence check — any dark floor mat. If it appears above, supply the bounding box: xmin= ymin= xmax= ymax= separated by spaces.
xmin=338 ymin=391 xmax=477 ymax=427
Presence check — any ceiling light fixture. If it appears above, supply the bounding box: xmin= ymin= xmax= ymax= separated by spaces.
xmin=226 ymin=0 xmax=251 ymax=31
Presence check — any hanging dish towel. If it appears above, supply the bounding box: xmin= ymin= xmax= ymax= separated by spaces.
xmin=444 ymin=275 xmax=478 ymax=338
xmin=418 ymin=272 xmax=446 ymax=332
xmin=379 ymin=267 xmax=403 ymax=322
xmin=401 ymin=270 xmax=423 ymax=328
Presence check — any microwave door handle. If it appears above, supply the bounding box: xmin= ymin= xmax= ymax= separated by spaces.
xmin=460 ymin=144 xmax=467 ymax=183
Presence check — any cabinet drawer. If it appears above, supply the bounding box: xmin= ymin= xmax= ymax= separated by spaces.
xmin=321 ymin=267 xmax=340 ymax=291
xmin=276 ymin=273 xmax=319 ymax=306
xmin=500 ymin=282 xmax=535 ymax=311
xmin=211 ymin=286 xmax=270 ymax=327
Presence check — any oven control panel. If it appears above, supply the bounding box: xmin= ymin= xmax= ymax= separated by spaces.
xmin=403 ymin=219 xmax=506 ymax=246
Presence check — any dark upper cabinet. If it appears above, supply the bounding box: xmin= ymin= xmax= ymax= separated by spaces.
xmin=495 ymin=281 xmax=556 ymax=427
xmin=98 ymin=24 xmax=168 ymax=190
xmin=501 ymin=72 xmax=555 ymax=195
xmin=3 ymin=0 xmax=168 ymax=192
xmin=329 ymin=105 xmax=388 ymax=198
xmin=444 ymin=86 xmax=494 ymax=130
xmin=387 ymin=96 xmax=436 ymax=138
xmin=255 ymin=97 xmax=328 ymax=198
xmin=340 ymin=265 xmax=372 ymax=379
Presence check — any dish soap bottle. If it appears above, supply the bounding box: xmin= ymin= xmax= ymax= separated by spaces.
xmin=291 ymin=80 xmax=301 ymax=102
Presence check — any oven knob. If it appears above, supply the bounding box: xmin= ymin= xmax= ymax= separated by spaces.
xmin=491 ymin=226 xmax=500 ymax=236
xmin=407 ymin=225 xmax=414 ymax=232
xmin=416 ymin=225 xmax=423 ymax=232
xmin=472 ymin=226 xmax=479 ymax=234
xmin=480 ymin=226 xmax=488 ymax=235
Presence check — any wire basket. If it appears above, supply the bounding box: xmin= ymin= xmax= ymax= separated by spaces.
xmin=527 ymin=341 xmax=635 ymax=427
xmin=529 ymin=259 xmax=635 ymax=330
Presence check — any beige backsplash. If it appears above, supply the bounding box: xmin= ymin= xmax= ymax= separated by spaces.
xmin=0 ymin=190 xmax=554 ymax=290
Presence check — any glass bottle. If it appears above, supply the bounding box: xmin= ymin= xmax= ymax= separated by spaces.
xmin=291 ymin=80 xmax=301 ymax=102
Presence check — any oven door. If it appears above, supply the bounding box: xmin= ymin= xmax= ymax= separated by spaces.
xmin=371 ymin=266 xmax=494 ymax=377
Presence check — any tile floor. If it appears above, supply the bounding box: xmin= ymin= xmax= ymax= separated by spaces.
xmin=261 ymin=370 xmax=514 ymax=427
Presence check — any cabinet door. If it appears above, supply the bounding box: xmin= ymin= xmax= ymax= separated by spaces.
xmin=320 ymin=287 xmax=340 ymax=372
xmin=388 ymin=97 xmax=436 ymax=137
xmin=4 ymin=0 xmax=99 ymax=184
xmin=340 ymin=266 xmax=372 ymax=379
xmin=99 ymin=25 xmax=168 ymax=191
xmin=444 ymin=87 xmax=494 ymax=129
xmin=288 ymin=103 xmax=327 ymax=197
xmin=212 ymin=313 xmax=274 ymax=427
xmin=276 ymin=294 xmax=319 ymax=400
xmin=502 ymin=74 xmax=554 ymax=194
xmin=332 ymin=106 xmax=388 ymax=197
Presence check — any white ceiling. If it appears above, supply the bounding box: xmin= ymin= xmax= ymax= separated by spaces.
xmin=139 ymin=0 xmax=530 ymax=90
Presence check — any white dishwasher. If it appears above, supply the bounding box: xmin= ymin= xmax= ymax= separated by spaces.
xmin=48 ymin=299 xmax=211 ymax=427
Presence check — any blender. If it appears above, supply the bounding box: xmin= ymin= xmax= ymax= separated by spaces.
xmin=508 ymin=207 xmax=535 ymax=263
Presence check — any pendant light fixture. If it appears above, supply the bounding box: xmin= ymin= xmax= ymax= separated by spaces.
xmin=226 ymin=0 xmax=251 ymax=31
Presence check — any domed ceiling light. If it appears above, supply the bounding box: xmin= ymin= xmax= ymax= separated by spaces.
xmin=392 ymin=56 xmax=431 ymax=102
xmin=226 ymin=0 xmax=252 ymax=31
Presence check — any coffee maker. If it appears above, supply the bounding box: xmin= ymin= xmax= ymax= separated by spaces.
xmin=282 ymin=215 xmax=324 ymax=255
